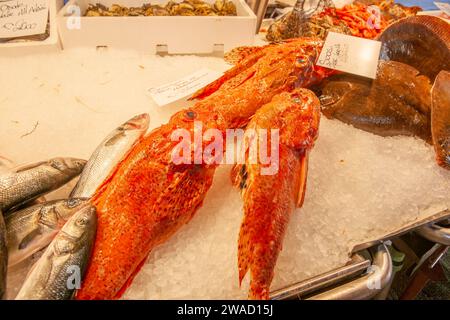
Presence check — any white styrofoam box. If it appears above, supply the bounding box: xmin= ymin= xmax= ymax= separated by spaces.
xmin=57 ymin=0 xmax=257 ymax=53
xmin=0 ymin=0 xmax=64 ymax=56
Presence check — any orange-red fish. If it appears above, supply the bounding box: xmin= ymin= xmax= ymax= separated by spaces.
xmin=76 ymin=38 xmax=332 ymax=299
xmin=231 ymin=88 xmax=321 ymax=299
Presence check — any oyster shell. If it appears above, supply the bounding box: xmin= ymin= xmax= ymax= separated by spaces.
xmin=83 ymin=1 xmax=236 ymax=16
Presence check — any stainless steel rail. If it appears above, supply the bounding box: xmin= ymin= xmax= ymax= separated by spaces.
xmin=308 ymin=244 xmax=392 ymax=300
xmin=270 ymin=208 xmax=449 ymax=300
xmin=270 ymin=254 xmax=371 ymax=300
xmin=416 ymin=218 xmax=450 ymax=246
xmin=270 ymin=244 xmax=392 ymax=300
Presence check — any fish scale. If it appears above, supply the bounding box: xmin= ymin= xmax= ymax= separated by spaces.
xmin=15 ymin=205 xmax=97 ymax=300
xmin=0 ymin=158 xmax=86 ymax=213
xmin=6 ymin=198 xmax=89 ymax=268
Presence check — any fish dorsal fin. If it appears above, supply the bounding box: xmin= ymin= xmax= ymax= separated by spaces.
xmin=189 ymin=48 xmax=265 ymax=101
xmin=14 ymin=161 xmax=46 ymax=173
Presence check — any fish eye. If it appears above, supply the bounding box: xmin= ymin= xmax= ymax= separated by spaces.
xmin=49 ymin=159 xmax=66 ymax=171
xmin=185 ymin=110 xmax=197 ymax=120
xmin=76 ymin=216 xmax=89 ymax=226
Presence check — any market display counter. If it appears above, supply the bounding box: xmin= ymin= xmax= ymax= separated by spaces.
xmin=1 ymin=47 xmax=449 ymax=299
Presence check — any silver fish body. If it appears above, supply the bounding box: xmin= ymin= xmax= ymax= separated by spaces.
xmin=70 ymin=113 xmax=149 ymax=198
xmin=0 ymin=212 xmax=6 ymax=299
xmin=15 ymin=205 xmax=97 ymax=300
xmin=0 ymin=158 xmax=86 ymax=213
xmin=6 ymin=198 xmax=89 ymax=268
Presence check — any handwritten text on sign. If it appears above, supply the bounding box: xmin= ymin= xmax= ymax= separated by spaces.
xmin=317 ymin=32 xmax=381 ymax=79
xmin=0 ymin=0 xmax=49 ymax=39
xmin=148 ymin=68 xmax=223 ymax=106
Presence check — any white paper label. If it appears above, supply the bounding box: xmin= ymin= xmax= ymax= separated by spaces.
xmin=317 ymin=32 xmax=382 ymax=79
xmin=0 ymin=0 xmax=49 ymax=39
xmin=148 ymin=68 xmax=223 ymax=106
xmin=434 ymin=2 xmax=450 ymax=15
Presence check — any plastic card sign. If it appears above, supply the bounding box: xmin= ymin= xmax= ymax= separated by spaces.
xmin=0 ymin=0 xmax=49 ymax=39
xmin=317 ymin=32 xmax=382 ymax=79
xmin=148 ymin=68 xmax=223 ymax=106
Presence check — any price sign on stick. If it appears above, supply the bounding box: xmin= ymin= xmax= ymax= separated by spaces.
xmin=0 ymin=0 xmax=49 ymax=39
xmin=317 ymin=32 xmax=382 ymax=79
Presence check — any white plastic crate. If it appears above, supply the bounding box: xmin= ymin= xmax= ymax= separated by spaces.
xmin=57 ymin=0 xmax=257 ymax=53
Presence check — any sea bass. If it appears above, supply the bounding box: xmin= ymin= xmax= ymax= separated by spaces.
xmin=6 ymin=198 xmax=89 ymax=267
xmin=70 ymin=114 xmax=150 ymax=198
xmin=15 ymin=205 xmax=96 ymax=300
xmin=0 ymin=158 xmax=86 ymax=213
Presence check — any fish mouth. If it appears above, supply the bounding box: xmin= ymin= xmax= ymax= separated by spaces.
xmin=123 ymin=113 xmax=150 ymax=130
xmin=67 ymin=158 xmax=88 ymax=171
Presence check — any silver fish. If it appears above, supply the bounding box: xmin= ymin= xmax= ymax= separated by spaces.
xmin=0 ymin=158 xmax=86 ymax=213
xmin=70 ymin=113 xmax=150 ymax=198
xmin=6 ymin=198 xmax=89 ymax=268
xmin=15 ymin=205 xmax=97 ymax=300
xmin=0 ymin=212 xmax=6 ymax=299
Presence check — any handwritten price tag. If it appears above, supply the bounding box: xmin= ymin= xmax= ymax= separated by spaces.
xmin=148 ymin=68 xmax=223 ymax=106
xmin=317 ymin=32 xmax=381 ymax=79
xmin=0 ymin=0 xmax=49 ymax=39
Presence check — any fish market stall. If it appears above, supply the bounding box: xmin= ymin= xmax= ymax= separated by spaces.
xmin=0 ymin=0 xmax=449 ymax=301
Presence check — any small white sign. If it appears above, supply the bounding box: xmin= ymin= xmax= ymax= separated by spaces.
xmin=317 ymin=32 xmax=382 ymax=79
xmin=0 ymin=0 xmax=49 ymax=39
xmin=434 ymin=2 xmax=450 ymax=15
xmin=148 ymin=68 xmax=223 ymax=106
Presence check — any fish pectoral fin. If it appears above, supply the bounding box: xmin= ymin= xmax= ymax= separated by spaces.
xmin=18 ymin=228 xmax=42 ymax=250
xmin=295 ymin=152 xmax=309 ymax=208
